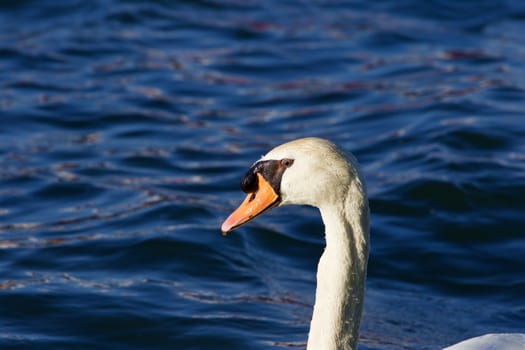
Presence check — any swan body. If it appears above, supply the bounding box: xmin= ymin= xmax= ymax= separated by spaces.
xmin=221 ymin=137 xmax=524 ymax=350
xmin=443 ymin=334 xmax=525 ymax=350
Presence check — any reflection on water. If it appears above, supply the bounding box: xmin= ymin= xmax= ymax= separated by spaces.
xmin=0 ymin=1 xmax=524 ymax=349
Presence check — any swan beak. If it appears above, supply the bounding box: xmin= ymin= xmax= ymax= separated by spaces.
xmin=221 ymin=173 xmax=279 ymax=235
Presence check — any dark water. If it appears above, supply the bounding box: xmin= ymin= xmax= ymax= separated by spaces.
xmin=1 ymin=1 xmax=524 ymax=349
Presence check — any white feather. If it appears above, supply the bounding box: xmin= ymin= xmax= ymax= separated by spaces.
xmin=251 ymin=137 xmax=524 ymax=350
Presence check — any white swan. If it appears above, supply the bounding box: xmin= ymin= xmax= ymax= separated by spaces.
xmin=221 ymin=137 xmax=525 ymax=350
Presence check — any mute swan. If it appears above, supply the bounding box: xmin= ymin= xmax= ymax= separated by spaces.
xmin=221 ymin=137 xmax=525 ymax=350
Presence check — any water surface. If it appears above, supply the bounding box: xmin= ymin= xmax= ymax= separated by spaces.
xmin=1 ymin=1 xmax=524 ymax=349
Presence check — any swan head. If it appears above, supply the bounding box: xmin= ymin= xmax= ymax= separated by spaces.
xmin=221 ymin=137 xmax=360 ymax=234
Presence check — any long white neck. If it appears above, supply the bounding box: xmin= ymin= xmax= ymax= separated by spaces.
xmin=306 ymin=179 xmax=370 ymax=350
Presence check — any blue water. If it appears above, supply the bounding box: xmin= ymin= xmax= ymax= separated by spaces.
xmin=1 ymin=1 xmax=524 ymax=349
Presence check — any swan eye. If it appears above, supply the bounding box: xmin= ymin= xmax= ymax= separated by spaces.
xmin=281 ymin=158 xmax=294 ymax=168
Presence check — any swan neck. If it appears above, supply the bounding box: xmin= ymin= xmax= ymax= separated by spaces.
xmin=306 ymin=181 xmax=369 ymax=350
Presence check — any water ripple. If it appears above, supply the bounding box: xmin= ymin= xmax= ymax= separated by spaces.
xmin=1 ymin=1 xmax=524 ymax=349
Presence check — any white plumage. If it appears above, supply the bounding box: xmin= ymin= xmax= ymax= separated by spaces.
xmin=223 ymin=137 xmax=524 ymax=350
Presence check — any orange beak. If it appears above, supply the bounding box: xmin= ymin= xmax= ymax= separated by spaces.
xmin=221 ymin=173 xmax=280 ymax=235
